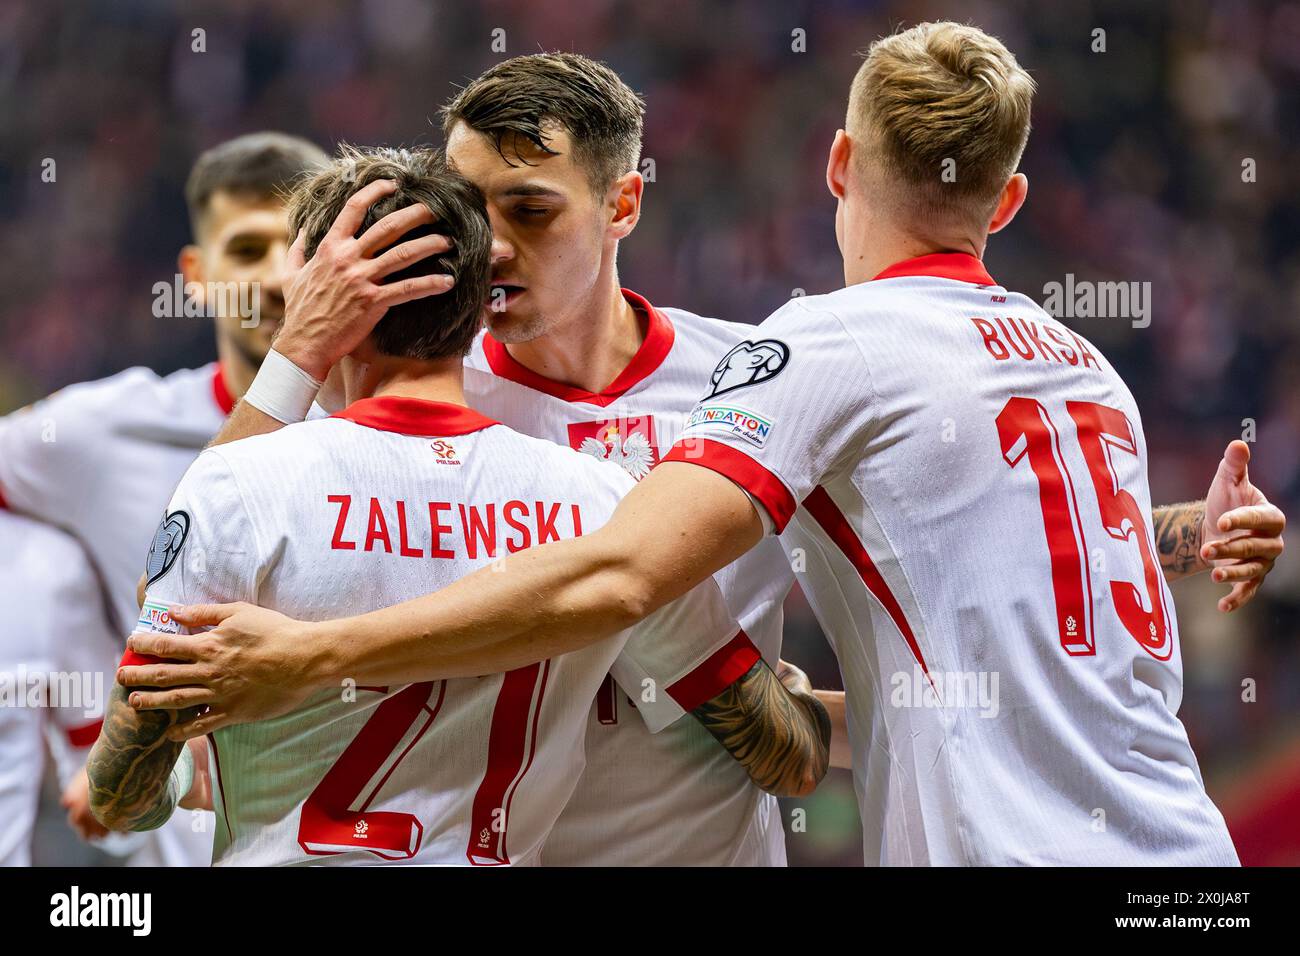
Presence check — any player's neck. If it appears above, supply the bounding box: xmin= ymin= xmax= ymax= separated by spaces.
xmin=346 ymin=353 xmax=469 ymax=408
xmin=504 ymin=276 xmax=642 ymax=394
xmin=842 ymin=217 xmax=986 ymax=287
xmin=215 ymin=339 xmax=258 ymax=400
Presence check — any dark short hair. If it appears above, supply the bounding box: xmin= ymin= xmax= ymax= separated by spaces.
xmin=287 ymin=145 xmax=492 ymax=362
xmin=441 ymin=52 xmax=644 ymax=192
xmin=184 ymin=132 xmax=328 ymax=238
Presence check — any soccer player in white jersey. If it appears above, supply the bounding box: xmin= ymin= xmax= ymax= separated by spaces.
xmin=0 ymin=132 xmax=328 ymax=866
xmin=0 ymin=510 xmax=135 ymax=865
xmin=133 ymin=57 xmax=801 ymax=866
xmin=128 ymin=25 xmax=1288 ymax=865
xmin=87 ymin=147 xmax=829 ymax=866
xmin=440 ymin=55 xmax=798 ymax=866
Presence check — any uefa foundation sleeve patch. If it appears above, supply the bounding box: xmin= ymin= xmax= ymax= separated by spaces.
xmin=681 ymin=404 xmax=774 ymax=448
xmin=124 ymin=600 xmax=187 ymax=666
xmin=136 ymin=600 xmax=183 ymax=635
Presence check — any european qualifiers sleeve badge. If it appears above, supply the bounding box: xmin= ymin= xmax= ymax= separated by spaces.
xmin=708 ymin=339 xmax=790 ymax=397
xmin=144 ymin=509 xmax=190 ymax=585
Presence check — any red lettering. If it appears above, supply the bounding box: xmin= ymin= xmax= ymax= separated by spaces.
xmin=459 ymin=503 xmax=497 ymax=559
xmin=1014 ymin=318 xmax=1062 ymax=363
xmin=571 ymin=504 xmax=583 ymax=538
xmin=396 ymin=500 xmax=423 ymax=558
xmin=972 ymin=318 xmax=1009 ymax=360
xmin=1072 ymin=331 xmax=1100 ymax=370
xmin=503 ymin=500 xmax=531 ymax=553
xmin=328 ymin=495 xmax=356 ymax=551
xmin=429 ymin=502 xmax=454 ymax=559
xmin=535 ymin=501 xmax=561 ymax=544
xmin=365 ymin=498 xmax=392 ymax=553
xmin=996 ymin=317 xmax=1036 ymax=360
xmin=1043 ymin=326 xmax=1079 ymax=365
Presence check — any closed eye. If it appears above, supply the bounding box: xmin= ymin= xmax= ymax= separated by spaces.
xmin=226 ymin=239 xmax=270 ymax=262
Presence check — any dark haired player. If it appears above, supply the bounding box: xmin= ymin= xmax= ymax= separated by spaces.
xmin=87 ymin=147 xmax=829 ymax=866
xmin=128 ymin=35 xmax=1286 ymax=866
xmin=0 ymin=131 xmax=328 ymax=866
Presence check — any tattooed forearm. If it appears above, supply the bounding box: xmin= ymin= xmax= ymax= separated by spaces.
xmin=690 ymin=659 xmax=831 ymax=797
xmin=87 ymin=682 xmax=197 ymax=831
xmin=1152 ymin=500 xmax=1207 ymax=581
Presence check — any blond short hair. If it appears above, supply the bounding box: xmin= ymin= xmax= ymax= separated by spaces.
xmin=847 ymin=22 xmax=1035 ymax=230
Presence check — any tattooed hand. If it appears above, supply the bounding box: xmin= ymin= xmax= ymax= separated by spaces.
xmin=691 ymin=656 xmax=831 ymax=798
xmin=86 ymin=681 xmax=200 ymax=831
xmin=1153 ymin=441 xmax=1286 ymax=612
xmin=1152 ymin=501 xmax=1208 ymax=581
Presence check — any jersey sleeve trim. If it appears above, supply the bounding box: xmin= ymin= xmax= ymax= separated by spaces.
xmin=665 ymin=629 xmax=761 ymax=713
xmin=663 ymin=439 xmax=797 ymax=532
xmin=65 ymin=719 xmax=103 ymax=748
xmin=119 ymin=649 xmax=168 ymax=668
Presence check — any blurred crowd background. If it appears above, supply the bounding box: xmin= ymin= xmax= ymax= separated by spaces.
xmin=2 ymin=0 xmax=1298 ymax=866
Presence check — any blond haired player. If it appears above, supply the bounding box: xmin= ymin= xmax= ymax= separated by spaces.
xmin=125 ymin=27 xmax=1285 ymax=864
xmin=87 ymin=148 xmax=829 ymax=866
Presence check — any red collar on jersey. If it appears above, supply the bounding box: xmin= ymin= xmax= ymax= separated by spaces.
xmin=332 ymin=396 xmax=499 ymax=436
xmin=480 ymin=288 xmax=676 ymax=408
xmin=873 ymin=252 xmax=996 ymax=286
xmin=211 ymin=363 xmax=236 ymax=415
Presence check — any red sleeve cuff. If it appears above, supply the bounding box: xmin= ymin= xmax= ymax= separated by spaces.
xmin=66 ymin=719 xmax=103 ymax=748
xmin=119 ymin=649 xmax=168 ymax=668
xmin=663 ymin=438 xmax=797 ymax=533
xmin=666 ymin=629 xmax=762 ymax=712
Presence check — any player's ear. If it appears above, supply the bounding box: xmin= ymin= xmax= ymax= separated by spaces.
xmin=607 ymin=170 xmax=643 ymax=241
xmin=988 ymin=173 xmax=1028 ymax=235
xmin=826 ymin=129 xmax=851 ymax=200
xmin=178 ymin=244 xmax=207 ymax=310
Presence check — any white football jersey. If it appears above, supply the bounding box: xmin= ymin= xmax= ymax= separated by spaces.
xmin=0 ymin=364 xmax=233 ymax=635
xmin=670 ymin=253 xmax=1239 ymax=866
xmin=465 ymin=289 xmax=792 ymax=866
xmin=133 ymin=395 xmax=747 ymax=866
xmin=0 ymin=363 xmax=232 ymax=866
xmin=0 ymin=510 xmax=127 ymax=866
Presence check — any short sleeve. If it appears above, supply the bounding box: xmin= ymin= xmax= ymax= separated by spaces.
xmin=125 ymin=450 xmax=261 ymax=665
xmin=662 ymin=300 xmax=871 ymax=533
xmin=608 ymin=574 xmax=757 ymax=734
xmin=0 ymin=397 xmax=97 ymax=523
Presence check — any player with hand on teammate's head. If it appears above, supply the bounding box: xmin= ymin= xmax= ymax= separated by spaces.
xmin=123 ymin=30 xmax=1285 ymax=867
xmin=140 ymin=54 xmax=818 ymax=867
xmin=88 ymin=145 xmax=829 ymax=865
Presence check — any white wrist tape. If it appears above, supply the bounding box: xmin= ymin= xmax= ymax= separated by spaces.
xmin=242 ymin=348 xmax=323 ymax=424
xmin=169 ymin=744 xmax=195 ymax=806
